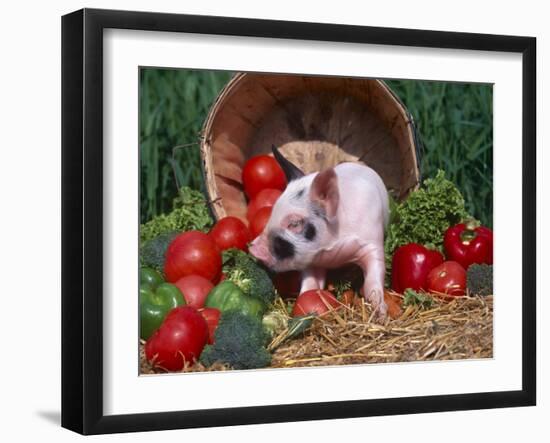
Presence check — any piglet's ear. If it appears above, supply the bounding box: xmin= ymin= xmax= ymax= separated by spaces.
xmin=310 ymin=168 xmax=339 ymax=220
xmin=272 ymin=145 xmax=304 ymax=182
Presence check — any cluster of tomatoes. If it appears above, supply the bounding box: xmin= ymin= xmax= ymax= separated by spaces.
xmin=144 ymin=154 xmax=292 ymax=370
xmin=164 ymin=153 xmax=289 ymax=287
xmin=391 ymin=221 xmax=493 ymax=297
xmin=146 ymin=216 xmax=254 ymax=370
xmin=144 ymin=224 xmax=249 ymax=371
xmin=144 ymin=228 xmax=222 ymax=370
xmin=241 ymin=154 xmax=287 ymax=237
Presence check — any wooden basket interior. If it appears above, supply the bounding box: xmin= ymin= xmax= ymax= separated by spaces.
xmin=201 ymin=73 xmax=419 ymax=222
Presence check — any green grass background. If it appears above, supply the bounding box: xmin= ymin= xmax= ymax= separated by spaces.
xmin=140 ymin=68 xmax=493 ymax=227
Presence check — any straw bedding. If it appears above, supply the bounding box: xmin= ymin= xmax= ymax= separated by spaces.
xmin=271 ymin=294 xmax=493 ymax=368
xmin=140 ymin=293 xmax=493 ymax=374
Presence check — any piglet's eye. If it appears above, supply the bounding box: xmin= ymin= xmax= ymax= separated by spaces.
xmin=287 ymin=218 xmax=304 ymax=234
xmin=281 ymin=214 xmax=305 ymax=234
xmin=288 ymin=219 xmax=303 ymax=229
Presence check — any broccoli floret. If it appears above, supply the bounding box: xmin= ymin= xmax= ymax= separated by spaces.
xmin=200 ymin=310 xmax=272 ymax=370
xmin=467 ymin=264 xmax=493 ymax=296
xmin=139 ymin=231 xmax=178 ymax=273
xmin=222 ymin=248 xmax=276 ymax=306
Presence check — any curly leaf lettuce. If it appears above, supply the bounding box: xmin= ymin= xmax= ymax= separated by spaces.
xmin=140 ymin=187 xmax=213 ymax=244
xmin=384 ymin=170 xmax=470 ymax=280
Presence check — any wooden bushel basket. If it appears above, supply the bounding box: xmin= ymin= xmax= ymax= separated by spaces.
xmin=200 ymin=73 xmax=421 ymax=223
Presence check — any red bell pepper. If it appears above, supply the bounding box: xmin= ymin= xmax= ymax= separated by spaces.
xmin=391 ymin=243 xmax=444 ymax=293
xmin=443 ymin=221 xmax=493 ymax=269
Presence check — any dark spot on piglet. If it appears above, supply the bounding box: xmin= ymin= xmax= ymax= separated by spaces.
xmin=271 ymin=235 xmax=295 ymax=260
xmin=304 ymin=223 xmax=316 ymax=241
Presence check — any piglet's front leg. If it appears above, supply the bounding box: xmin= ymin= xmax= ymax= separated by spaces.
xmin=299 ymin=267 xmax=327 ymax=293
xmin=358 ymin=245 xmax=388 ymax=321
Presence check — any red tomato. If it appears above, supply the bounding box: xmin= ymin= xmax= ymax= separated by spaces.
xmin=250 ymin=206 xmax=272 ymax=239
xmin=198 ymin=307 xmax=221 ymax=344
xmin=209 ymin=216 xmax=251 ymax=252
xmin=242 ymin=155 xmax=287 ymax=199
xmin=292 ymin=289 xmax=340 ymax=317
xmin=246 ymin=188 xmax=282 ymax=222
xmin=391 ymin=243 xmax=444 ymax=293
xmin=426 ymin=261 xmax=467 ymax=296
xmin=164 ymin=231 xmax=221 ymax=283
xmin=273 ymin=271 xmax=301 ymax=299
xmin=174 ymin=274 xmax=214 ymax=309
xmin=145 ymin=306 xmax=209 ymax=371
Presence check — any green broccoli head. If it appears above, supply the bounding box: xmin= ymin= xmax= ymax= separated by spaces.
xmin=200 ymin=310 xmax=272 ymax=370
xmin=222 ymin=248 xmax=275 ymax=306
xmin=467 ymin=263 xmax=493 ymax=296
xmin=139 ymin=231 xmax=179 ymax=273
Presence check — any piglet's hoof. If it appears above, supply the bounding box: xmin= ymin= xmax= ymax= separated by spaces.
xmin=364 ymin=290 xmax=388 ymax=323
xmin=372 ymin=302 xmax=388 ymax=323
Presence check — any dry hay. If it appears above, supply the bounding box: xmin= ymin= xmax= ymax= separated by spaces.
xmin=271 ymin=294 xmax=493 ymax=368
xmin=139 ymin=293 xmax=493 ymax=374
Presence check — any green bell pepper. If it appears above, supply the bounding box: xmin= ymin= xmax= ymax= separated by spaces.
xmin=140 ymin=267 xmax=164 ymax=289
xmin=139 ymin=268 xmax=185 ymax=340
xmin=205 ymin=281 xmax=265 ymax=318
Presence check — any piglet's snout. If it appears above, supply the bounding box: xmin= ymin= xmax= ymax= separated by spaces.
xmin=249 ymin=235 xmax=274 ymax=267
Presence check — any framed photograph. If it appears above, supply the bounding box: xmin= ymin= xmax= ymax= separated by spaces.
xmin=61 ymin=8 xmax=536 ymax=435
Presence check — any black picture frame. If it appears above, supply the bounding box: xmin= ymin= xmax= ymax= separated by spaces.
xmin=61 ymin=8 xmax=537 ymax=435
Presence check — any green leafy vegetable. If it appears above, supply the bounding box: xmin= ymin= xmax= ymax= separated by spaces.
xmin=171 ymin=186 xmax=208 ymax=210
xmin=466 ymin=263 xmax=493 ymax=296
xmin=265 ymin=314 xmax=315 ymax=351
xmin=222 ymin=248 xmax=276 ymax=306
xmin=403 ymin=289 xmax=434 ymax=309
xmin=286 ymin=315 xmax=315 ymax=340
xmin=262 ymin=311 xmax=288 ymax=338
xmin=384 ymin=170 xmax=470 ymax=280
xmin=333 ymin=281 xmax=352 ymax=299
xmin=200 ymin=310 xmax=272 ymax=370
xmin=140 ymin=187 xmax=213 ymax=244
xmin=385 ymin=170 xmax=469 ymax=254
xmin=326 ymin=266 xmax=364 ymax=297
